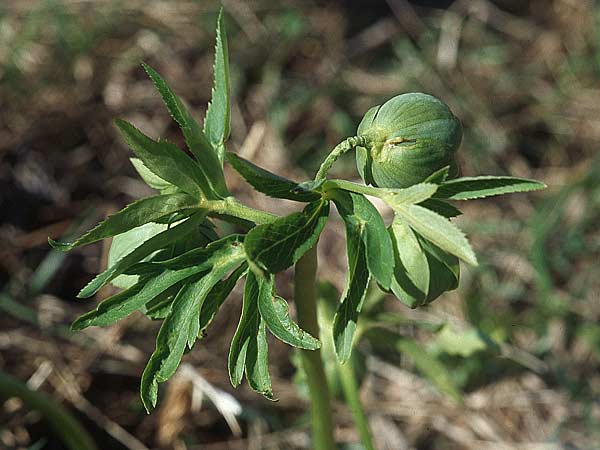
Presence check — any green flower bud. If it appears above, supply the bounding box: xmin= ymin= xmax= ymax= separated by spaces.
xmin=356 ymin=93 xmax=462 ymax=188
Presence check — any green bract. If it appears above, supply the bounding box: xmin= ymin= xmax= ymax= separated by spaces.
xmin=356 ymin=93 xmax=462 ymax=188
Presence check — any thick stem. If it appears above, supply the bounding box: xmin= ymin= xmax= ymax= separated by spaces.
xmin=315 ymin=136 xmax=367 ymax=181
xmin=294 ymin=246 xmax=336 ymax=450
xmin=338 ymin=359 xmax=376 ymax=450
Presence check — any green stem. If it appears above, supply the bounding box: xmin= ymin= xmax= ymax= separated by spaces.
xmin=294 ymin=246 xmax=336 ymax=450
xmin=315 ymin=136 xmax=367 ymax=181
xmin=0 ymin=371 xmax=97 ymax=450
xmin=202 ymin=196 xmax=278 ymax=224
xmin=338 ymin=359 xmax=376 ymax=450
xmin=322 ymin=179 xmax=385 ymax=198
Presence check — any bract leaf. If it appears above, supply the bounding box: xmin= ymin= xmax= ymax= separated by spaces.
xmin=395 ymin=204 xmax=477 ymax=266
xmin=332 ymin=218 xmax=370 ymax=363
xmin=389 ymin=219 xmax=430 ymax=308
xmin=332 ymin=191 xmax=394 ymax=290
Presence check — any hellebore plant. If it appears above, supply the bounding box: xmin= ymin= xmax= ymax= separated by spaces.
xmin=50 ymin=11 xmax=545 ymax=450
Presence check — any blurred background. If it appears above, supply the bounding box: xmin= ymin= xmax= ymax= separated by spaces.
xmin=1 ymin=0 xmax=599 ymax=449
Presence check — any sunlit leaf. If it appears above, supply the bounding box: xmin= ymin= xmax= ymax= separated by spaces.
xmin=226 ymin=152 xmax=320 ymax=202
xmin=244 ymin=200 xmax=329 ymax=275
xmin=434 ymin=176 xmax=546 ymax=200
xmin=49 ymin=193 xmax=197 ymax=251
xmin=204 ymin=9 xmax=230 ymax=163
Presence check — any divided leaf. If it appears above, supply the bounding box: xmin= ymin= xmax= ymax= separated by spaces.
xmin=78 ymin=212 xmax=206 ymax=298
xmin=332 ymin=219 xmax=371 ymax=363
xmin=244 ymin=200 xmax=329 ymax=275
xmin=395 ymin=204 xmax=477 ymax=266
xmin=226 ymin=152 xmax=321 ymax=202
xmin=256 ymin=275 xmax=320 ymax=350
xmin=204 ymin=9 xmax=230 ymax=163
xmin=228 ymin=271 xmax=273 ymax=399
xmin=115 ymin=119 xmax=214 ymax=199
xmin=49 ymin=193 xmax=197 ymax=251
xmin=72 ymin=236 xmax=245 ymax=330
xmin=140 ymin=242 xmax=246 ymax=412
xmin=140 ymin=281 xmax=201 ymax=412
xmin=434 ymin=176 xmax=546 ymax=200
xmin=141 ymin=63 xmax=228 ymax=197
xmin=333 ymin=191 xmax=394 ymax=290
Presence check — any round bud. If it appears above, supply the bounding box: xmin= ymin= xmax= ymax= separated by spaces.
xmin=356 ymin=93 xmax=462 ymax=188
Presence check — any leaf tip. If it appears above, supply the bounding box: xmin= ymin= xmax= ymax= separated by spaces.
xmin=70 ymin=319 xmax=87 ymax=332
xmin=48 ymin=237 xmax=70 ymax=251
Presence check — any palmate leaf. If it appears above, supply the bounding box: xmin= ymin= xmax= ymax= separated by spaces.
xmin=78 ymin=211 xmax=207 ymax=298
xmin=226 ymin=152 xmax=321 ymax=202
xmin=244 ymin=200 xmax=329 ymax=275
xmin=204 ymin=8 xmax=230 ymax=163
xmin=140 ymin=245 xmax=246 ymax=412
xmin=389 ymin=219 xmax=461 ymax=308
xmin=256 ymin=275 xmax=320 ymax=350
xmin=434 ymin=176 xmax=546 ymax=200
xmin=141 ymin=63 xmax=228 ymax=197
xmin=332 ymin=191 xmax=394 ymax=290
xmin=332 ymin=217 xmax=371 ymax=363
xmin=418 ymin=236 xmax=460 ymax=303
xmin=115 ymin=119 xmax=214 ymax=199
xmin=49 ymin=193 xmax=197 ymax=251
xmin=228 ymin=271 xmax=273 ymax=399
xmin=72 ymin=236 xmax=245 ymax=330
xmin=395 ymin=204 xmax=478 ymax=266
